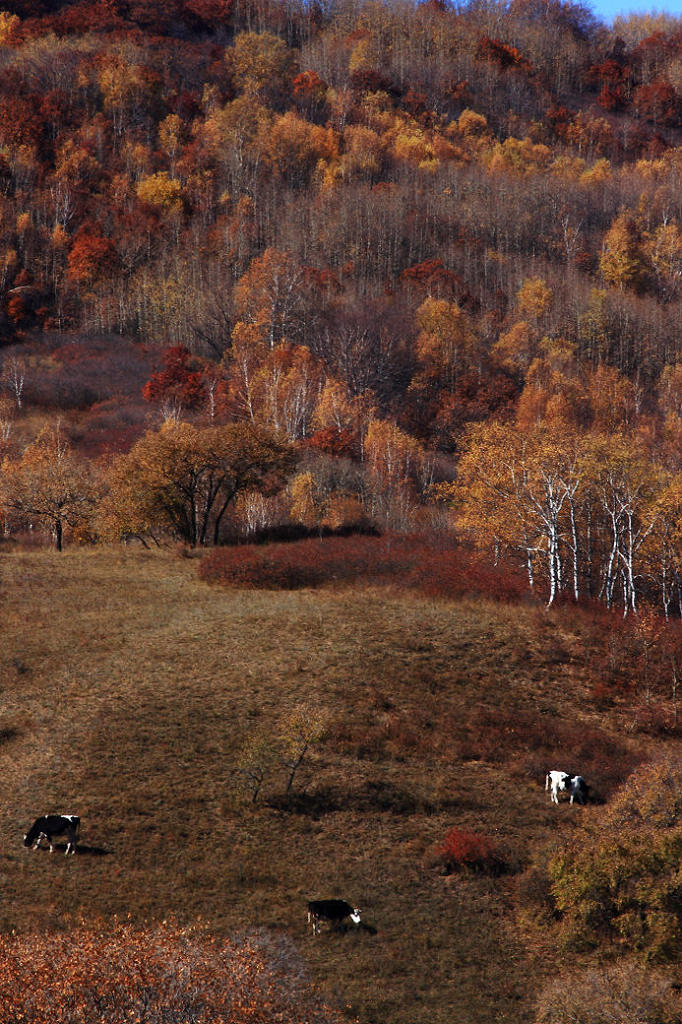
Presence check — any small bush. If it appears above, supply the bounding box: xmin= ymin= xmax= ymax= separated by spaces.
xmin=435 ymin=827 xmax=506 ymax=875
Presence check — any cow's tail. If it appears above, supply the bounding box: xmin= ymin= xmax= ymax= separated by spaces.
xmin=545 ymin=773 xmax=550 ymax=791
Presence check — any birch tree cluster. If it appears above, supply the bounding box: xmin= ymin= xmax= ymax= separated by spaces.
xmin=455 ymin=422 xmax=682 ymax=614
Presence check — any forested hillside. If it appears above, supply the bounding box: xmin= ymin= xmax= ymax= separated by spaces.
xmin=8 ymin=5 xmax=682 ymax=1023
xmin=4 ymin=0 xmax=682 ymax=600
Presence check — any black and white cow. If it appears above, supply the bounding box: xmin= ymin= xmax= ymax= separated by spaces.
xmin=24 ymin=814 xmax=80 ymax=855
xmin=545 ymin=771 xmax=589 ymax=805
xmin=307 ymin=899 xmax=361 ymax=935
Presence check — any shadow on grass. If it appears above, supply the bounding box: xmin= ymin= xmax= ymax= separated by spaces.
xmin=307 ymin=920 xmax=379 ymax=937
xmin=75 ymin=844 xmax=112 ymax=857
xmin=268 ymin=780 xmax=461 ymax=817
xmin=24 ymin=843 xmax=111 ymax=857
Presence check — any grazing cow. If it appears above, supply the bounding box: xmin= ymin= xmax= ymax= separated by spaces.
xmin=546 ymin=771 xmax=589 ymax=806
xmin=307 ymin=899 xmax=361 ymax=935
xmin=24 ymin=814 xmax=80 ymax=855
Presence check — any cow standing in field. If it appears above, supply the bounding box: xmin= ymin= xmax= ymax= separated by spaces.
xmin=307 ymin=899 xmax=361 ymax=935
xmin=24 ymin=814 xmax=80 ymax=854
xmin=546 ymin=771 xmax=589 ymax=805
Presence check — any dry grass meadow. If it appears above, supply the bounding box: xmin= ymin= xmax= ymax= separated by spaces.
xmin=0 ymin=546 xmax=654 ymax=1023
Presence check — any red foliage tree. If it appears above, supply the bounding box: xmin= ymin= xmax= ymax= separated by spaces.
xmin=182 ymin=0 xmax=234 ymax=30
xmin=633 ymin=78 xmax=680 ymax=127
xmin=292 ymin=70 xmax=327 ymax=120
xmin=401 ymin=259 xmax=463 ymax=299
xmin=475 ymin=37 xmax=533 ymax=74
xmin=67 ymin=225 xmax=118 ymax=289
xmin=307 ymin=426 xmax=359 ymax=459
xmin=142 ymin=345 xmax=207 ymax=410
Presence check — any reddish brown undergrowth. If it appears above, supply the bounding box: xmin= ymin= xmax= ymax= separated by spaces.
xmin=456 ymin=706 xmax=644 ymax=799
xmin=199 ymin=534 xmax=528 ymax=603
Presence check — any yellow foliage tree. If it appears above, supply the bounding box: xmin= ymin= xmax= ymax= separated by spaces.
xmin=289 ymin=470 xmax=323 ymax=529
xmin=516 ymin=276 xmax=553 ymax=320
xmin=488 ymin=136 xmax=552 ymax=176
xmin=492 ymin=321 xmax=537 ymax=374
xmin=228 ymin=31 xmax=296 ymax=104
xmin=599 ymin=212 xmax=647 ymax=291
xmin=99 ymin=421 xmax=294 ymax=546
xmin=248 ymin=343 xmax=324 ymax=440
xmin=646 ymin=220 xmax=682 ymax=299
xmin=136 ymin=171 xmax=184 ymax=215
xmin=413 ymin=295 xmax=480 ymax=390
xmin=0 ymin=11 xmax=20 ymax=45
xmin=0 ymin=426 xmax=99 ymax=550
xmin=364 ymin=418 xmax=424 ymax=530
xmin=232 ymin=248 xmax=306 ymax=354
xmin=264 ymin=111 xmax=338 ymax=187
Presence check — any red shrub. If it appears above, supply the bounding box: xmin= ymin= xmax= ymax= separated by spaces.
xmin=200 ymin=535 xmax=405 ymax=589
xmin=408 ymin=546 xmax=527 ymax=603
xmin=200 ymin=534 xmax=527 ymax=602
xmin=436 ymin=827 xmax=505 ymax=875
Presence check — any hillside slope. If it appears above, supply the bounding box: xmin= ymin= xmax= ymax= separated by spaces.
xmin=0 ymin=547 xmax=655 ymax=1023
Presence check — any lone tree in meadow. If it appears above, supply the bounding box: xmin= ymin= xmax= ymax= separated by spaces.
xmin=99 ymin=420 xmax=294 ymax=546
xmin=0 ymin=425 xmax=99 ymax=550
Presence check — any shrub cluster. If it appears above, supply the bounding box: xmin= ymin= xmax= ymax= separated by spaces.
xmin=456 ymin=706 xmax=643 ymax=800
xmin=199 ymin=534 xmax=527 ymax=602
xmin=549 ymin=758 xmax=682 ymax=960
xmin=534 ymin=961 xmax=682 ymax=1024
xmin=0 ymin=920 xmax=345 ymax=1024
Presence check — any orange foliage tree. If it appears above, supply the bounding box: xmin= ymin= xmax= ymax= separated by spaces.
xmin=0 ymin=919 xmax=349 ymax=1023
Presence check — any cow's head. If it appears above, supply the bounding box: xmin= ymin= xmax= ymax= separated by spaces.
xmin=350 ymin=909 xmax=361 ymax=924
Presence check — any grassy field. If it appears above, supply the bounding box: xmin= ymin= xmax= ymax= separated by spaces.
xmin=0 ymin=547 xmax=652 ymax=1023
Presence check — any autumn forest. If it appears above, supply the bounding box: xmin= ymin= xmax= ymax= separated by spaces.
xmin=0 ymin=0 xmax=682 ymax=611
xmin=7 ymin=0 xmax=682 ymax=1021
